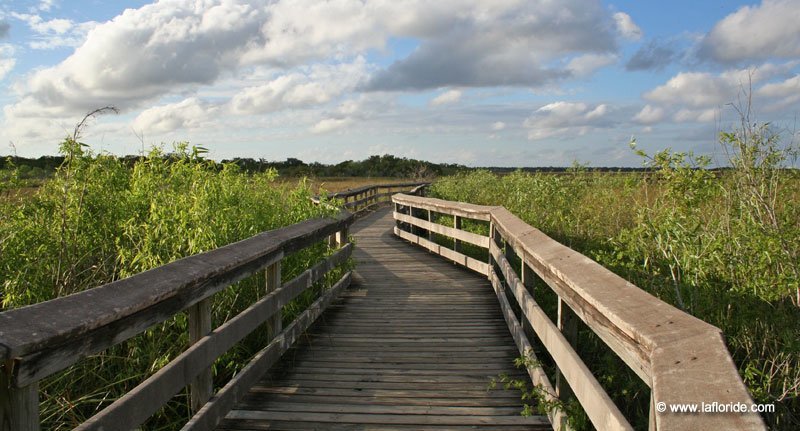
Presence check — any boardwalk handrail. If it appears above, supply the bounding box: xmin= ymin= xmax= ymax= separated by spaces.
xmin=392 ymin=193 xmax=765 ymax=431
xmin=0 ymin=182 xmax=425 ymax=430
xmin=312 ymin=181 xmax=429 ymax=213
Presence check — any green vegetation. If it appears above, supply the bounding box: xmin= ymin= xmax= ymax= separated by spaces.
xmin=433 ymin=124 xmax=799 ymax=429
xmin=0 ymin=139 xmax=346 ymax=429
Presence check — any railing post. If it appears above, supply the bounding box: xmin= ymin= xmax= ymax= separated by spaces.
xmin=427 ymin=209 xmax=433 ymax=241
xmin=188 ymin=298 xmax=212 ymax=414
xmin=453 ymin=215 xmax=462 ymax=252
xmin=556 ymin=298 xmax=578 ymax=400
xmin=520 ymin=260 xmax=536 ymax=341
xmin=1 ymin=368 xmax=40 ymax=431
xmin=335 ymin=226 xmax=349 ymax=248
xmin=266 ymin=261 xmax=282 ymax=342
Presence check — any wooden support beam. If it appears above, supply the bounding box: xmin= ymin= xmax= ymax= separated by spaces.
xmin=453 ymin=215 xmax=462 ymax=252
xmin=266 ymin=261 xmax=282 ymax=341
xmin=188 ymin=299 xmax=212 ymax=414
xmin=0 ymin=370 xmax=39 ymax=431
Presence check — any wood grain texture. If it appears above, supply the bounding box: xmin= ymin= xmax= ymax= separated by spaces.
xmin=218 ymin=208 xmax=549 ymax=430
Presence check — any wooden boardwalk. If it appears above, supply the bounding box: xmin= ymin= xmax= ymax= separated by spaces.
xmin=217 ymin=208 xmax=551 ymax=430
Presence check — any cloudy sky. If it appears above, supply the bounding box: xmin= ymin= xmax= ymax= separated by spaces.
xmin=1 ymin=0 xmax=799 ymax=166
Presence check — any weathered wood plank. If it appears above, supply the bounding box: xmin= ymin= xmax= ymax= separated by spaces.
xmin=0 ymin=376 xmax=38 ymax=431
xmin=393 ymin=211 xmax=490 ymax=248
xmin=188 ymin=298 xmax=213 ymax=414
xmin=393 ymin=194 xmax=495 ymax=221
xmin=224 ymin=410 xmax=550 ymax=427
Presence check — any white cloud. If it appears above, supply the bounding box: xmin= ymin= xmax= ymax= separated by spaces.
xmin=757 ymin=74 xmax=800 ymax=110
xmin=700 ymin=0 xmax=800 ymax=63
xmin=365 ymin=0 xmax=620 ymax=90
xmin=491 ymin=121 xmax=505 ymax=131
xmin=524 ymin=101 xmax=615 ymax=140
xmin=673 ymin=108 xmax=718 ymax=123
xmin=37 ymin=0 xmax=56 ymax=12
xmin=133 ymin=97 xmax=220 ymax=133
xmin=0 ymin=44 xmax=15 ymax=80
xmin=644 ymin=71 xmax=737 ymax=108
xmin=430 ymin=89 xmax=462 ymax=106
xmin=11 ymin=12 xmax=96 ymax=49
xmin=311 ymin=117 xmax=353 ymax=134
xmin=230 ymin=59 xmax=368 ymax=114
xmin=613 ymin=12 xmax=642 ymax=41
xmin=567 ymin=53 xmax=617 ymax=77
xmin=633 ymin=104 xmax=665 ymax=124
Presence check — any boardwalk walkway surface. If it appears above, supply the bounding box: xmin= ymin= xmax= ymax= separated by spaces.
xmin=217 ymin=207 xmax=551 ymax=430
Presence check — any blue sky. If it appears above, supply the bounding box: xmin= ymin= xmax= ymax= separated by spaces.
xmin=1 ymin=0 xmax=799 ymax=167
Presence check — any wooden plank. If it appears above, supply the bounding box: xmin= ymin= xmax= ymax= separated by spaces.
xmin=182 ymin=272 xmax=352 ymax=431
xmin=188 ymin=298 xmax=213 ymax=414
xmin=393 ymin=227 xmax=489 ymax=275
xmin=223 ymin=410 xmax=550 ymax=427
xmin=392 ymin=194 xmax=495 ymax=221
xmin=393 ymin=211 xmax=490 ymax=248
xmin=491 ymin=244 xmax=632 ymax=431
xmin=265 ymin=261 xmax=282 ymax=341
xmin=76 ymin=247 xmax=351 ymax=431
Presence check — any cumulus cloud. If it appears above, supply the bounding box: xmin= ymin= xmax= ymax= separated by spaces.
xmin=613 ymin=12 xmax=642 ymax=41
xmin=524 ymin=101 xmax=614 ymax=140
xmin=311 ymin=117 xmax=353 ymax=134
xmin=699 ymin=0 xmax=800 ymax=63
xmin=626 ymin=39 xmax=676 ymax=71
xmin=644 ymin=71 xmax=740 ymax=108
xmin=430 ymin=89 xmax=461 ymax=106
xmin=231 ymin=59 xmax=368 ymax=114
xmin=492 ymin=121 xmax=506 ymax=131
xmin=366 ymin=0 xmax=619 ymax=90
xmin=632 ymin=105 xmax=665 ymax=124
xmin=133 ymin=97 xmax=220 ymax=133
xmin=639 ymin=64 xmax=800 ymax=123
xmin=757 ymin=74 xmax=800 ymax=110
xmin=567 ymin=53 xmax=617 ymax=77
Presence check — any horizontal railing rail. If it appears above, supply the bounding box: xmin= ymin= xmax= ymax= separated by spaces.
xmin=392 ymin=193 xmax=765 ymax=431
xmin=0 ymin=181 xmax=427 ymax=431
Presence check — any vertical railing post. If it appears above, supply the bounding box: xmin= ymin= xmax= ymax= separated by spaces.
xmin=520 ymin=259 xmax=536 ymax=341
xmin=556 ymin=298 xmax=578 ymax=400
xmin=335 ymin=226 xmax=349 ymax=248
xmin=427 ymin=209 xmax=433 ymax=242
xmin=0 ymin=372 xmax=39 ymax=431
xmin=453 ymin=215 xmax=462 ymax=252
xmin=187 ymin=299 xmax=212 ymax=414
xmin=266 ymin=261 xmax=282 ymax=342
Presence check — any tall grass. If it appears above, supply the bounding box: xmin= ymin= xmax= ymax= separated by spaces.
xmin=0 ymin=140 xmax=342 ymax=429
xmin=431 ymin=126 xmax=799 ymax=429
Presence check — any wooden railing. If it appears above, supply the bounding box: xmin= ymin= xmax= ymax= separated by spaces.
xmin=313 ymin=181 xmax=429 ymax=213
xmin=392 ymin=194 xmax=766 ymax=431
xmin=0 ymin=183 xmax=424 ymax=430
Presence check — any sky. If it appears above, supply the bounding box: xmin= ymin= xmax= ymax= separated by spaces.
xmin=0 ymin=0 xmax=799 ymax=167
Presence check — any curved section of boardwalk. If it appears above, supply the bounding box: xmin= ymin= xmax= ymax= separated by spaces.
xmin=217 ymin=207 xmax=550 ymax=430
